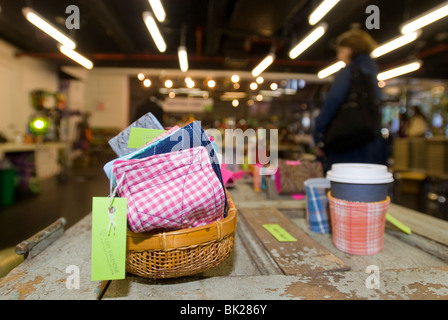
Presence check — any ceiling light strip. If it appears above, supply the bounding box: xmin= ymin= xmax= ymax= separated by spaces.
xmin=308 ymin=0 xmax=340 ymax=26
xmin=143 ymin=12 xmax=167 ymax=52
xmin=377 ymin=61 xmax=422 ymax=81
xmin=289 ymin=23 xmax=327 ymax=59
xmin=318 ymin=30 xmax=421 ymax=78
xmin=178 ymin=46 xmax=189 ymax=72
xmin=148 ymin=0 xmax=166 ymax=22
xmin=400 ymin=1 xmax=448 ymax=34
xmin=59 ymin=45 xmax=93 ymax=69
xmin=22 ymin=7 xmax=76 ymax=49
xmin=252 ymin=53 xmax=276 ymax=77
xmin=370 ymin=31 xmax=421 ymax=58
xmin=317 ymin=61 xmax=346 ymax=79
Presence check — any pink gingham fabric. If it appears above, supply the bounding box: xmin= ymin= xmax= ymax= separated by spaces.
xmin=328 ymin=192 xmax=390 ymax=255
xmin=112 ymin=146 xmax=225 ymax=233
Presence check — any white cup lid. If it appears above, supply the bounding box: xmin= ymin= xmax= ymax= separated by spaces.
xmin=326 ymin=163 xmax=394 ymax=184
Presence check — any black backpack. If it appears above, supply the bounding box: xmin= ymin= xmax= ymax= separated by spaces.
xmin=323 ymin=63 xmax=381 ymax=152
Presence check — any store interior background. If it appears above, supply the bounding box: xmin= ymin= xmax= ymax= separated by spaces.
xmin=0 ymin=0 xmax=448 ymax=250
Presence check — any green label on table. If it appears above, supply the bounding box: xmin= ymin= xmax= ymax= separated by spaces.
xmin=263 ymin=224 xmax=297 ymax=242
xmin=127 ymin=127 xmax=166 ymax=148
xmin=91 ymin=197 xmax=127 ymax=281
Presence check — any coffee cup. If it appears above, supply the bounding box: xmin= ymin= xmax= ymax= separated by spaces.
xmin=326 ymin=163 xmax=393 ymax=202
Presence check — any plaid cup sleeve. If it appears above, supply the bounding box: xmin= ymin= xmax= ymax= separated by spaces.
xmin=305 ymin=185 xmax=330 ymax=233
xmin=328 ymin=192 xmax=390 ymax=255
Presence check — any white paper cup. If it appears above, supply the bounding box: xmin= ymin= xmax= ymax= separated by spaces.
xmin=326 ymin=163 xmax=393 ymax=202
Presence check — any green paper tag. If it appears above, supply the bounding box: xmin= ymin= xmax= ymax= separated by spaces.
xmin=127 ymin=127 xmax=166 ymax=148
xmin=91 ymin=197 xmax=127 ymax=281
xmin=386 ymin=213 xmax=412 ymax=235
xmin=263 ymin=224 xmax=297 ymax=242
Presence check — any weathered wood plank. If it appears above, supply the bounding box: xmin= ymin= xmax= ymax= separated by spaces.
xmin=228 ymin=182 xmax=266 ymax=202
xmin=0 ymin=214 xmax=102 ymax=300
xmin=233 ymin=200 xmax=306 ymax=210
xmin=291 ymin=218 xmax=448 ymax=272
xmin=199 ymin=225 xmax=274 ymax=277
xmin=232 ymin=211 xmax=283 ymax=275
xmin=386 ymin=229 xmax=448 ymax=264
xmin=388 ymin=203 xmax=448 ymax=246
xmin=239 ymin=207 xmax=350 ymax=275
xmin=102 ymin=267 xmax=448 ymax=300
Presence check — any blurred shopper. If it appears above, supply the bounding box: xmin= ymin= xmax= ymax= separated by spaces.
xmin=407 ymin=106 xmax=428 ymax=137
xmin=398 ymin=112 xmax=409 ymax=137
xmin=132 ymin=91 xmax=165 ymax=126
xmin=313 ymin=28 xmax=387 ymax=172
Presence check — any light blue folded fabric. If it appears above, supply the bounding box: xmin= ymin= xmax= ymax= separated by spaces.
xmin=104 ymin=125 xmax=178 ymax=180
xmin=107 ymin=112 xmax=163 ymax=157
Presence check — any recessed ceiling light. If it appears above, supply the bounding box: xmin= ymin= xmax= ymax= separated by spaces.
xmin=165 ymin=79 xmax=173 ymax=88
xmin=207 ymin=80 xmax=216 ymax=88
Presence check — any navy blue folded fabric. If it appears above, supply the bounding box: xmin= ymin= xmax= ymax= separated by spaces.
xmin=135 ymin=121 xmax=227 ymax=214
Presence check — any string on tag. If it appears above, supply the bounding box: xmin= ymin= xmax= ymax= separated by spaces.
xmin=107 ymin=173 xmax=126 ymax=236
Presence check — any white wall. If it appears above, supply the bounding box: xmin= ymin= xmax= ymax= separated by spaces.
xmin=83 ymin=70 xmax=129 ymax=130
xmin=0 ymin=38 xmax=131 ymax=136
xmin=0 ymin=39 xmax=59 ymax=141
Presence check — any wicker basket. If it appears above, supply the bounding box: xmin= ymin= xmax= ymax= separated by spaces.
xmin=126 ymin=191 xmax=238 ymax=279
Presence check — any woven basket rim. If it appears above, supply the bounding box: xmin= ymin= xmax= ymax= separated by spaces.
xmin=127 ymin=190 xmax=237 ymax=251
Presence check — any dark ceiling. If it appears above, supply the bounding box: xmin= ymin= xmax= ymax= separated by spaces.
xmin=0 ymin=0 xmax=447 ymax=79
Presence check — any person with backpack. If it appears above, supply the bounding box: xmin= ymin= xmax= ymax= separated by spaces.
xmin=313 ymin=28 xmax=388 ymax=173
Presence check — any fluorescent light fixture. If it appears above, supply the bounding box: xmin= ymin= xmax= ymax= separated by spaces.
xmin=308 ymin=0 xmax=340 ymax=25
xmin=221 ymin=92 xmax=247 ymax=100
xmin=252 ymin=53 xmax=275 ymax=77
xmin=143 ymin=11 xmax=167 ymax=52
xmin=371 ymin=31 xmax=421 ymax=58
xmin=400 ymin=1 xmax=448 ymax=34
xmin=289 ymin=23 xmax=327 ymax=59
xmin=59 ymin=45 xmax=93 ymax=69
xmin=148 ymin=0 xmax=166 ymax=22
xmin=22 ymin=7 xmax=76 ymax=49
xmin=317 ymin=61 xmax=346 ymax=79
xmin=377 ymin=61 xmax=422 ymax=81
xmin=178 ymin=46 xmax=189 ymax=72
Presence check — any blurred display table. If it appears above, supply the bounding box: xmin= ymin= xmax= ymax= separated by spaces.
xmin=1 ymin=180 xmax=447 ymax=300
xmin=0 ymin=142 xmax=69 ymax=180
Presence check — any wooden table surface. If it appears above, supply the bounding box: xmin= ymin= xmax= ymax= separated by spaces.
xmin=1 ymin=180 xmax=448 ymax=300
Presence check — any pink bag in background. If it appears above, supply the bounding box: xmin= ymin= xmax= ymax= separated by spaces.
xmin=112 ymin=146 xmax=226 ymax=233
